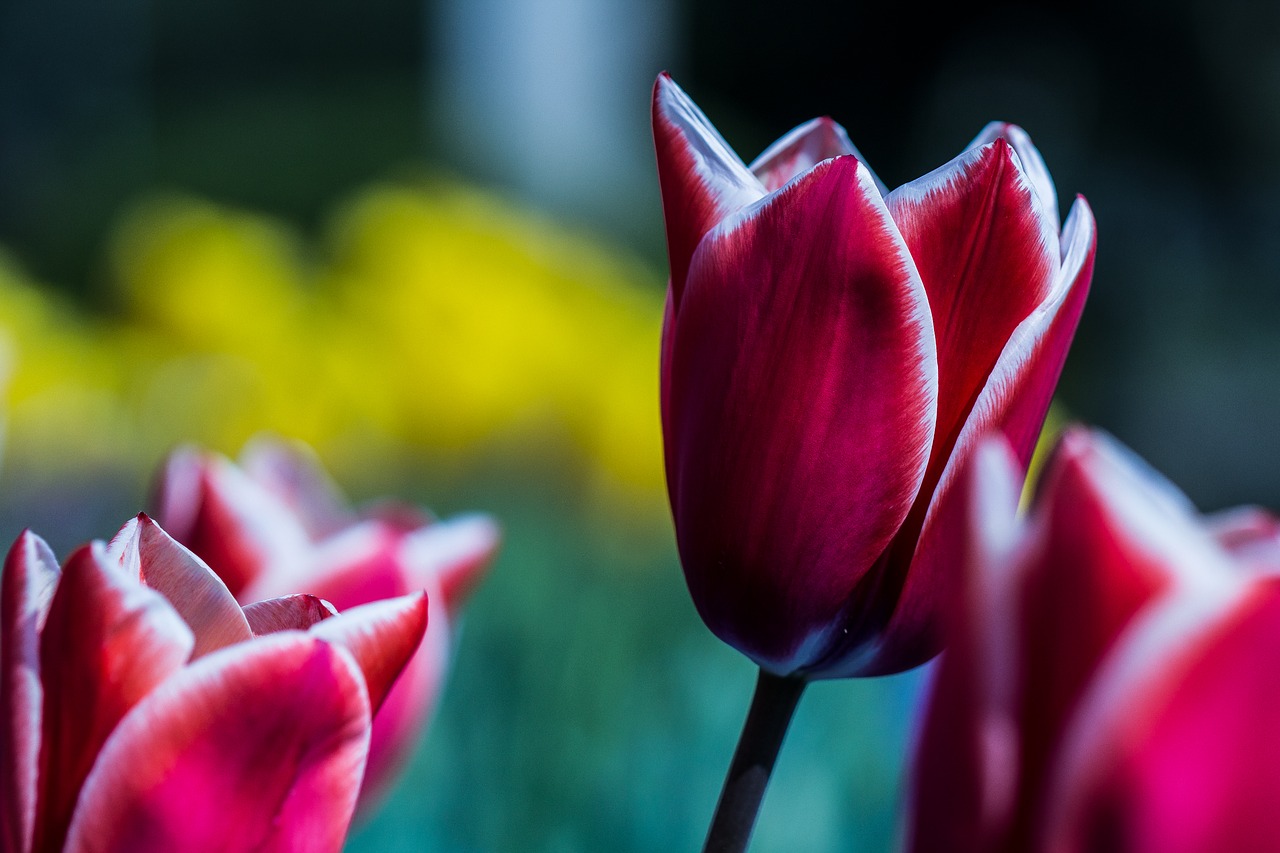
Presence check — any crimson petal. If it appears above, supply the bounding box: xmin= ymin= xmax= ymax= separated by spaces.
xmin=0 ymin=532 xmax=59 ymax=853
xmin=652 ymin=73 xmax=766 ymax=310
xmin=61 ymin=633 xmax=370 ymax=853
xmin=152 ymin=449 xmax=310 ymax=597
xmin=308 ymin=592 xmax=429 ymax=714
xmin=887 ymin=138 xmax=1059 ymax=479
xmin=34 ymin=543 xmax=193 ymax=853
xmin=867 ymin=197 xmax=1096 ymax=673
xmin=967 ymin=122 xmax=1060 ymax=227
xmin=668 ymin=155 xmax=937 ymax=673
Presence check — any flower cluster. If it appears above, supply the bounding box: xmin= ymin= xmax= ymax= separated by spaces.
xmin=0 ymin=514 xmax=427 ymax=852
xmin=910 ymin=428 xmax=1280 ymax=852
xmin=151 ymin=436 xmax=499 ymax=812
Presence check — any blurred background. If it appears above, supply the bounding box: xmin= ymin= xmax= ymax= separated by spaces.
xmin=0 ymin=0 xmax=1276 ymax=850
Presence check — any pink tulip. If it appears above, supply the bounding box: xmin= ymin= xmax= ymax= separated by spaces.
xmin=909 ymin=427 xmax=1280 ymax=853
xmin=151 ymin=436 xmax=498 ymax=812
xmin=653 ymin=74 xmax=1096 ymax=678
xmin=0 ymin=514 xmax=426 ymax=853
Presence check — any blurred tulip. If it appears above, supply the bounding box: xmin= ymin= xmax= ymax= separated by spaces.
xmin=653 ymin=74 xmax=1096 ymax=678
xmin=151 ymin=436 xmax=498 ymax=812
xmin=909 ymin=427 xmax=1280 ymax=853
xmin=0 ymin=514 xmax=426 ymax=853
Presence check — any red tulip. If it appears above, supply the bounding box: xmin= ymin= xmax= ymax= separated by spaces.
xmin=909 ymin=427 xmax=1280 ymax=853
xmin=151 ymin=436 xmax=499 ymax=813
xmin=0 ymin=514 xmax=426 ymax=853
xmin=653 ymin=74 xmax=1096 ymax=677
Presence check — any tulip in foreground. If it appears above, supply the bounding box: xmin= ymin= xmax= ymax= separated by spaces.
xmin=152 ymin=436 xmax=498 ymax=813
xmin=655 ymin=73 xmax=1095 ymax=680
xmin=0 ymin=514 xmax=427 ymax=852
xmin=910 ymin=428 xmax=1280 ymax=853
xmin=653 ymin=74 xmax=1094 ymax=852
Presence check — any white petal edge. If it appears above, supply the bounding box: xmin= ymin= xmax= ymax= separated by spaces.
xmin=654 ymin=75 xmax=768 ymax=218
xmin=915 ymin=196 xmax=1096 ymax=546
xmin=887 ymin=139 xmax=1061 ymax=270
xmin=968 ymin=122 xmax=1060 ymax=229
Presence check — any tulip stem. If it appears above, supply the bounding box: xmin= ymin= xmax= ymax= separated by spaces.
xmin=702 ymin=669 xmax=806 ymax=853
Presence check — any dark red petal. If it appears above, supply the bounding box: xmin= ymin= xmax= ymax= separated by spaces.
xmin=151 ymin=450 xmax=309 ymax=597
xmin=400 ymin=515 xmax=499 ymax=616
xmin=887 ymin=139 xmax=1059 ymax=493
xmin=126 ymin=515 xmax=254 ymax=657
xmin=34 ymin=543 xmax=193 ymax=853
xmin=967 ymin=122 xmax=1059 ymax=227
xmin=0 ymin=532 xmax=59 ymax=853
xmin=862 ymin=197 xmax=1096 ymax=674
xmin=240 ymin=435 xmax=353 ymax=538
xmin=668 ymin=155 xmax=937 ymax=673
xmin=61 ymin=634 xmax=370 ymax=853
xmin=308 ymin=592 xmax=429 ymax=714
xmin=748 ymin=116 xmax=881 ymax=193
xmin=244 ymin=594 xmax=338 ymax=634
xmin=652 ymin=73 xmax=766 ymax=310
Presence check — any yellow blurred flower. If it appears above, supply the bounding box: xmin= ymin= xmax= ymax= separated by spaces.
xmin=0 ymin=181 xmax=668 ymax=519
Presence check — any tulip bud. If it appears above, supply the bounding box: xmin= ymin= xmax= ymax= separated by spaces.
xmin=908 ymin=428 xmax=1280 ymax=853
xmin=653 ymin=74 xmax=1095 ymax=677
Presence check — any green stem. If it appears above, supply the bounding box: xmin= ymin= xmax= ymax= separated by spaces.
xmin=702 ymin=669 xmax=807 ymax=853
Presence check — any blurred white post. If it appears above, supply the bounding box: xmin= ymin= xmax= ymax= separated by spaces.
xmin=430 ymin=0 xmax=676 ymax=238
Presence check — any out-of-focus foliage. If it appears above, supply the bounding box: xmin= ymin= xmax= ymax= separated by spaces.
xmin=0 ymin=180 xmax=665 ymax=517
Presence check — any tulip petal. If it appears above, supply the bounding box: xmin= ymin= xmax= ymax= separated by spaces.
xmin=244 ymin=594 xmax=338 ymax=634
xmin=1044 ymin=580 xmax=1280 ymax=853
xmin=239 ymin=521 xmax=410 ymax=607
xmin=887 ymin=138 xmax=1060 ymax=476
xmin=748 ymin=116 xmax=884 ymax=194
xmin=862 ymin=197 xmax=1096 ymax=674
xmin=308 ymin=592 xmax=429 ymax=714
xmin=668 ymin=155 xmax=938 ymax=673
xmin=62 ymin=633 xmax=371 ymax=853
xmin=400 ymin=514 xmax=499 ymax=616
xmin=152 ymin=449 xmax=311 ymax=597
xmin=0 ymin=532 xmax=59 ymax=853
xmin=240 ymin=435 xmax=353 ymax=538
xmin=34 ymin=543 xmax=194 ymax=853
xmin=967 ymin=122 xmax=1059 ymax=227
xmin=652 ymin=73 xmax=766 ymax=309
xmin=234 ymin=522 xmax=437 ymax=814
xmin=907 ymin=439 xmax=1026 ymax=853
xmin=910 ymin=429 xmax=1242 ymax=852
xmin=116 ymin=515 xmax=254 ymax=658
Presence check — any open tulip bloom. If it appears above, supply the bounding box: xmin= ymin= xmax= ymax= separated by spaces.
xmin=910 ymin=428 xmax=1280 ymax=853
xmin=151 ymin=436 xmax=499 ymax=814
xmin=0 ymin=514 xmax=427 ymax=853
xmin=653 ymin=74 xmax=1094 ymax=851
